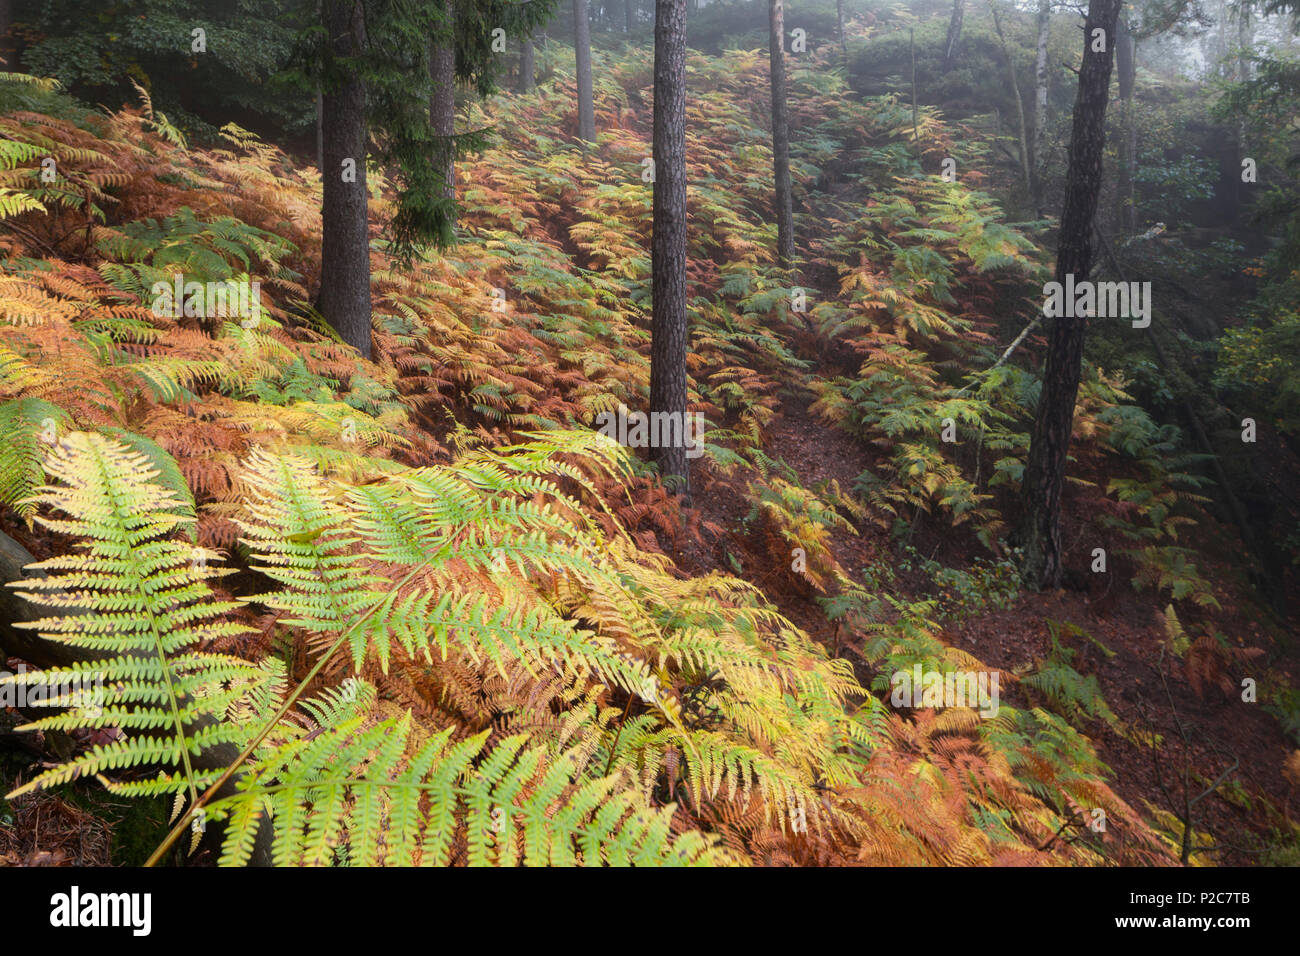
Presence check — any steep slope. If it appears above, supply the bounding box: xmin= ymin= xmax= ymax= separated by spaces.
xmin=0 ymin=43 xmax=1294 ymax=866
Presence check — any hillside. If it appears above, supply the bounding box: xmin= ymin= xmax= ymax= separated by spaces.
xmin=0 ymin=21 xmax=1297 ymax=870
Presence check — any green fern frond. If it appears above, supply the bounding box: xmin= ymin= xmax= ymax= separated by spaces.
xmin=234 ymin=446 xmax=691 ymax=739
xmin=0 ymin=186 xmax=45 ymax=219
xmin=209 ymin=715 xmax=729 ymax=866
xmin=2 ymin=432 xmax=264 ymax=804
xmin=0 ymin=397 xmax=69 ymax=521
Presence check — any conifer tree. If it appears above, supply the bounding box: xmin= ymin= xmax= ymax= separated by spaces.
xmin=574 ymin=0 xmax=596 ymax=142
xmin=317 ymin=0 xmax=372 ymax=358
xmin=650 ymin=0 xmax=689 ymax=496
xmin=769 ymin=0 xmax=795 ymax=268
xmin=1015 ymin=0 xmax=1124 ymax=587
xmin=314 ymin=0 xmax=558 ymax=354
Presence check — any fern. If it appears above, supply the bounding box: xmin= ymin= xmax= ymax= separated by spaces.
xmin=210 ymin=715 xmax=729 ymax=867
xmin=3 ymin=431 xmax=732 ymax=866
xmin=1 ymin=432 xmax=264 ymax=806
xmin=1022 ymin=621 xmax=1121 ymax=730
xmin=0 ymin=42 xmax=1198 ymax=868
xmin=0 ymin=396 xmax=69 ymax=521
xmin=233 ymin=444 xmax=681 ymax=726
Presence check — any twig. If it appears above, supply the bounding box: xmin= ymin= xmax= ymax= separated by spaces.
xmin=953 ymin=312 xmax=1041 ymax=396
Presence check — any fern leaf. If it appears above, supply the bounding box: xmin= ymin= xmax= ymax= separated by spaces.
xmin=2 ymin=432 xmax=263 ymax=804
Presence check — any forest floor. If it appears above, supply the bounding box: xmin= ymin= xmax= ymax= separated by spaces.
xmin=2 ymin=41 xmax=1298 ymax=867
xmin=673 ymin=388 xmax=1299 ymax=865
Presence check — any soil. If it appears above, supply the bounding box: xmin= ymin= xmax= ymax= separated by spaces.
xmin=672 ymin=387 xmax=1300 ymax=866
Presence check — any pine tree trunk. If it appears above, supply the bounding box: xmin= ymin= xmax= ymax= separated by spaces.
xmin=519 ymin=35 xmax=536 ymax=92
xmin=430 ymin=0 xmax=456 ymax=201
xmin=1033 ymin=0 xmax=1051 ymax=205
xmin=1216 ymin=0 xmax=1230 ymax=78
xmin=1235 ymin=4 xmax=1251 ymax=208
xmin=626 ymin=0 xmax=635 ymax=33
xmin=1116 ymin=14 xmax=1136 ymax=232
xmin=990 ymin=0 xmax=1033 ymax=195
xmin=318 ymin=0 xmax=372 ymax=360
xmin=315 ymin=87 xmax=324 ymax=172
xmin=0 ymin=0 xmax=14 ymax=71
xmin=1015 ymin=0 xmax=1123 ymax=589
xmin=315 ymin=0 xmax=323 ymax=173
xmin=574 ymin=0 xmax=596 ymax=142
xmin=837 ymin=0 xmax=847 ymax=56
xmin=942 ymin=0 xmax=965 ymax=72
xmin=651 ymin=0 xmax=690 ymax=496
xmin=769 ymin=0 xmax=795 ymax=268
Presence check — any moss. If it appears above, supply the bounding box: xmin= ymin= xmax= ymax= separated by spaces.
xmin=0 ymin=741 xmax=167 ymax=866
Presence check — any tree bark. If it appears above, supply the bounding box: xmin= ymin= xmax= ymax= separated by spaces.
xmin=318 ymin=0 xmax=373 ymax=360
xmin=1215 ymin=0 xmax=1230 ymax=79
xmin=1235 ymin=3 xmax=1251 ymax=208
xmin=574 ymin=0 xmax=596 ymax=142
xmin=651 ymin=0 xmax=690 ymax=497
xmin=315 ymin=87 xmax=324 ymax=173
xmin=1116 ymin=13 xmax=1137 ymax=232
xmin=990 ymin=0 xmax=1033 ymax=195
xmin=626 ymin=0 xmax=635 ymax=33
xmin=0 ymin=0 xmax=14 ymax=72
xmin=519 ymin=34 xmax=536 ymax=92
xmin=315 ymin=0 xmax=324 ymax=173
xmin=1015 ymin=0 xmax=1123 ymax=588
xmin=1235 ymin=2 xmax=1252 ymax=84
xmin=837 ymin=0 xmax=847 ymax=57
xmin=943 ymin=0 xmax=966 ymax=72
xmin=1033 ymin=0 xmax=1051 ymax=205
xmin=430 ymin=0 xmax=456 ymax=202
xmin=769 ymin=0 xmax=795 ymax=268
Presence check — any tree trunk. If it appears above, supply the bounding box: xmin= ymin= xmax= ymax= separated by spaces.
xmin=0 ymin=0 xmax=14 ymax=71
xmin=519 ymin=34 xmax=536 ymax=92
xmin=990 ymin=0 xmax=1033 ymax=195
xmin=574 ymin=0 xmax=596 ymax=142
xmin=318 ymin=0 xmax=373 ymax=360
xmin=1236 ymin=2 xmax=1252 ymax=84
xmin=911 ymin=27 xmax=921 ymax=156
xmin=1015 ymin=0 xmax=1123 ymax=588
xmin=943 ymin=0 xmax=966 ymax=72
xmin=1033 ymin=0 xmax=1051 ymax=205
xmin=1235 ymin=3 xmax=1251 ymax=208
xmin=430 ymin=0 xmax=456 ymax=202
xmin=315 ymin=87 xmax=324 ymax=172
xmin=626 ymin=0 xmax=635 ymax=33
xmin=1116 ymin=13 xmax=1137 ymax=232
xmin=837 ymin=0 xmax=847 ymax=56
xmin=315 ymin=0 xmax=323 ymax=173
xmin=1215 ymin=0 xmax=1230 ymax=79
xmin=651 ymin=0 xmax=690 ymax=497
xmin=769 ymin=0 xmax=795 ymax=268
